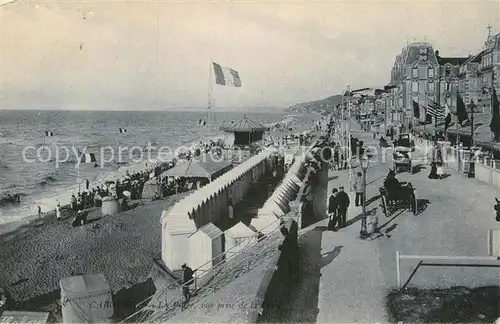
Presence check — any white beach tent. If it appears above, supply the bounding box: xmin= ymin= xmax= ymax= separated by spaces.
xmin=187 ymin=223 xmax=224 ymax=271
xmin=60 ymin=273 xmax=113 ymax=323
xmin=225 ymin=222 xmax=258 ymax=256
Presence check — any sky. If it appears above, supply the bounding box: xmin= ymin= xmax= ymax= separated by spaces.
xmin=1 ymin=0 xmax=499 ymax=111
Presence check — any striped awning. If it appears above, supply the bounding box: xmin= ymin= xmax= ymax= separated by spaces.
xmin=219 ymin=116 xmax=269 ymax=132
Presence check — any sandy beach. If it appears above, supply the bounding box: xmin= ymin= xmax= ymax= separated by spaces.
xmin=0 ymin=192 xmax=190 ymax=321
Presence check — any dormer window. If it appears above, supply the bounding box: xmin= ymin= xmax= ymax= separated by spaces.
xmin=419 ymin=47 xmax=428 ymax=62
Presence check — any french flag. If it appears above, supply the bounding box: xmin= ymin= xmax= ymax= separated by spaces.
xmin=212 ymin=62 xmax=242 ymax=87
xmin=119 ymin=128 xmax=127 ymax=133
xmin=45 ymin=131 xmax=54 ymax=136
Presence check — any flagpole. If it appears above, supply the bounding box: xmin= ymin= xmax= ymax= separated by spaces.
xmin=456 ymin=90 xmax=459 ymax=150
xmin=77 ymin=136 xmax=81 ymax=194
xmin=208 ymin=58 xmax=213 ymax=128
xmin=424 ymin=97 xmax=427 ymax=135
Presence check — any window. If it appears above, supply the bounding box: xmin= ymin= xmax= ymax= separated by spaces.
xmin=412 ymin=67 xmax=418 ymax=78
xmin=428 ymin=67 xmax=434 ymax=78
xmin=428 ymin=81 xmax=435 ymax=92
xmin=445 ymin=67 xmax=451 ymax=77
xmin=412 ymin=81 xmax=419 ymax=93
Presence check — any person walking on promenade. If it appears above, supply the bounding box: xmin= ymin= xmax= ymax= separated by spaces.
xmin=369 ymin=202 xmax=382 ymax=239
xmin=181 ymin=263 xmax=194 ymax=306
xmin=85 ymin=179 xmax=90 ymax=191
xmin=328 ymin=188 xmax=339 ymax=231
xmin=336 ymin=186 xmax=350 ymax=228
xmin=37 ymin=206 xmax=41 ymax=219
xmin=354 ymin=172 xmax=365 ymax=207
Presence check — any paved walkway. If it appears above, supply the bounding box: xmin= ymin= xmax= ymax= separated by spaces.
xmin=270 ymin=123 xmax=500 ymax=323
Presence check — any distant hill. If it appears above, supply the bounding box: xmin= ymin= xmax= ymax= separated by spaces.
xmin=288 ymin=94 xmax=343 ymax=114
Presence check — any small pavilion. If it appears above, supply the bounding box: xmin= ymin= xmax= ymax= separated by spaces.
xmin=219 ymin=116 xmax=270 ymax=146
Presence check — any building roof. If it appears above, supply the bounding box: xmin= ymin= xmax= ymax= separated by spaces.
xmin=485 ymin=33 xmax=500 ymax=52
xmin=194 ymin=223 xmax=223 ymax=239
xmin=160 ymin=159 xmax=232 ymax=179
xmin=219 ymin=116 xmax=269 ymax=133
xmin=225 ymin=222 xmax=257 ymax=238
xmin=404 ymin=43 xmax=439 ymax=65
xmin=462 ymin=50 xmax=485 ymax=65
xmin=437 ymin=56 xmax=469 ymax=66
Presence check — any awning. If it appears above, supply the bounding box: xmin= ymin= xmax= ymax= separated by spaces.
xmin=219 ymin=116 xmax=270 ymax=133
xmin=160 ymin=159 xmax=232 ymax=179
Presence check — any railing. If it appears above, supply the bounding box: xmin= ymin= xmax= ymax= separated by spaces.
xmin=396 ymin=251 xmax=500 ymax=290
xmin=121 ymin=146 xmax=316 ymax=323
xmin=123 ymin=218 xmax=283 ymax=323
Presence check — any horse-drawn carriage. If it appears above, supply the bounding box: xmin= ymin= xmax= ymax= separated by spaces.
xmin=379 ymin=181 xmax=417 ymax=216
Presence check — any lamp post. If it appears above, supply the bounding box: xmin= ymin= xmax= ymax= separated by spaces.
xmin=468 ymin=99 xmax=476 ymax=151
xmin=467 ymin=99 xmax=476 ymax=178
xmin=359 ymin=156 xmax=369 ymax=239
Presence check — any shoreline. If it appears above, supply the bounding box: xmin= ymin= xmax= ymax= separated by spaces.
xmin=0 ymin=112 xmax=318 ymax=227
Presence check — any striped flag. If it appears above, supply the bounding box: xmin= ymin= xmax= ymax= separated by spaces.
xmin=45 ymin=131 xmax=54 ymax=136
xmin=80 ymin=153 xmax=97 ymax=163
xmin=426 ymin=97 xmax=445 ymax=120
xmin=119 ymin=128 xmax=127 ymax=133
xmin=198 ymin=119 xmax=207 ymax=126
xmin=212 ymin=62 xmax=242 ymax=87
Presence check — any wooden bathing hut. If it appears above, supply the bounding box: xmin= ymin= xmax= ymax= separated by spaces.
xmin=161 ymin=150 xmax=275 ymax=271
xmin=225 ymin=222 xmax=258 ymax=255
xmin=219 ymin=116 xmax=270 ymax=146
xmin=187 ymin=223 xmax=224 ymax=271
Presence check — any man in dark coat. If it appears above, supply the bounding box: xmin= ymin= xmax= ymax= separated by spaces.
xmin=336 ymin=186 xmax=350 ymax=228
xmin=328 ymin=188 xmax=339 ymax=230
xmin=181 ymin=263 xmax=194 ymax=305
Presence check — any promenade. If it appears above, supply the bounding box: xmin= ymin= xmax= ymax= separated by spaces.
xmin=273 ymin=122 xmax=500 ymax=323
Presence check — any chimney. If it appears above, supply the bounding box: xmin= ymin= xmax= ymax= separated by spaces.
xmin=435 ymin=50 xmax=440 ymax=58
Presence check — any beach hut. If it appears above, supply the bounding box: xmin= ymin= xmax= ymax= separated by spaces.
xmin=219 ymin=116 xmax=270 ymax=146
xmin=187 ymin=223 xmax=224 ymax=271
xmin=60 ymin=273 xmax=113 ymax=323
xmin=141 ymin=178 xmax=161 ymax=199
xmin=225 ymin=222 xmax=258 ymax=256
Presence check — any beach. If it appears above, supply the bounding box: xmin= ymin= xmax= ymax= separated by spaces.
xmin=0 ymin=192 xmax=190 ymax=321
xmin=0 ymin=109 xmax=323 ymax=321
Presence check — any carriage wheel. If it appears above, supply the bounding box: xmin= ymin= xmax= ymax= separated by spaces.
xmin=411 ymin=190 xmax=418 ymax=215
xmin=380 ymin=196 xmax=388 ymax=217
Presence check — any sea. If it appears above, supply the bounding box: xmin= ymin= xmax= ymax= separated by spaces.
xmin=0 ymin=109 xmax=293 ymax=225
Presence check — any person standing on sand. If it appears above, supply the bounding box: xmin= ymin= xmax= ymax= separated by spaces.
xmin=56 ymin=202 xmax=61 ymax=220
xmin=86 ymin=179 xmax=89 ymax=191
xmin=37 ymin=206 xmax=41 ymax=219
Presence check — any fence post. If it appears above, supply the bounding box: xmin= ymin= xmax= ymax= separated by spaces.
xmin=396 ymin=250 xmax=401 ymax=288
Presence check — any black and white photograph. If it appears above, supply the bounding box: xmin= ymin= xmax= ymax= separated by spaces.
xmin=1 ymin=0 xmax=500 ymax=323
